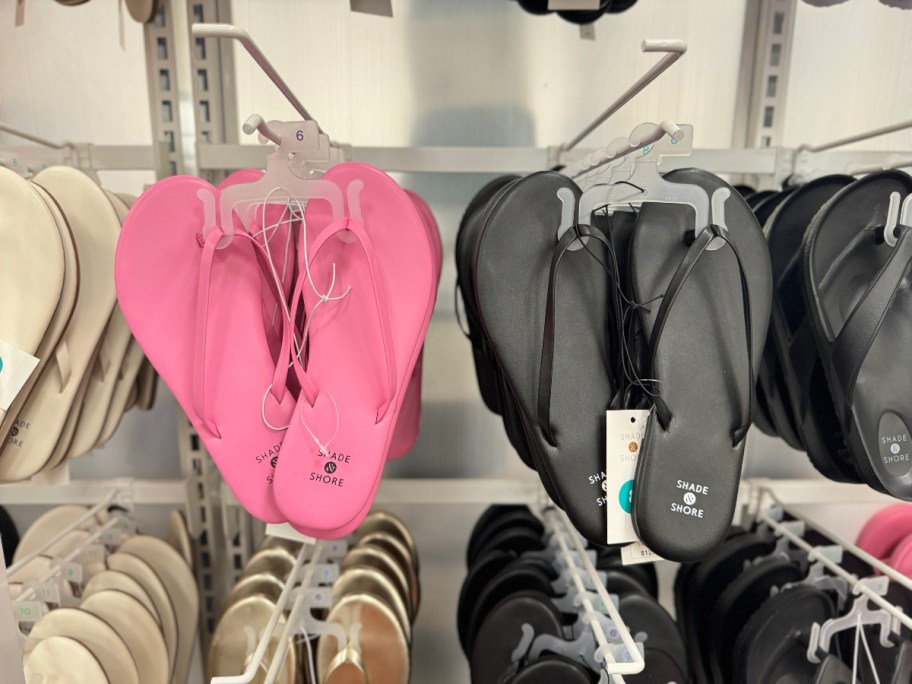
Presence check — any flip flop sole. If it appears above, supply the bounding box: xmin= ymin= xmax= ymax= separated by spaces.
xmin=630 ymin=168 xmax=772 ymax=562
xmin=804 ymin=171 xmax=912 ymax=497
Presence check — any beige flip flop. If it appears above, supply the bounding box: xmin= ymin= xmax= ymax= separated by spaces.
xmin=94 ymin=339 xmax=146 ymax=449
xmin=0 ymin=168 xmax=65 ymax=436
xmin=136 ymin=357 xmax=159 ymax=410
xmin=0 ymin=168 xmax=119 ymax=481
xmin=119 ymin=535 xmax=199 ymax=684
xmin=81 ymin=590 xmax=169 ymax=684
xmin=82 ymin=570 xmax=161 ymax=626
xmin=0 ymin=182 xmax=76 ymax=448
xmin=66 ymin=191 xmax=135 ymax=458
xmin=29 ymin=608 xmax=139 ymax=684
xmin=23 ymin=636 xmax=109 ymax=684
xmin=106 ymin=551 xmax=178 ymax=681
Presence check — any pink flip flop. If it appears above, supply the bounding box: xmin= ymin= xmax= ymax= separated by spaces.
xmin=272 ymin=163 xmax=436 ymax=534
xmin=856 ymin=503 xmax=912 ymax=560
xmin=888 ymin=534 xmax=912 ymax=576
xmin=387 ymin=190 xmax=442 ymax=460
xmin=116 ymin=176 xmax=298 ymax=522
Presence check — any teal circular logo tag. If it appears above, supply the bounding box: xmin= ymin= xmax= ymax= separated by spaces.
xmin=0 ymin=355 xmax=4 ymax=374
xmin=619 ymin=479 xmax=634 ymax=514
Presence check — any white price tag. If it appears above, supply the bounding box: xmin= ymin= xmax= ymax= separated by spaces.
xmin=579 ymin=23 xmax=596 ymax=40
xmin=605 ymin=410 xmax=649 ymax=544
xmin=548 ymin=0 xmax=600 ymax=8
xmin=0 ymin=338 xmax=40 ymax=411
xmin=621 ymin=541 xmax=661 ymax=565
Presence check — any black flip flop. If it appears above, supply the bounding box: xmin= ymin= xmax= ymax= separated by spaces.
xmin=458 ymin=550 xmax=516 ymax=654
xmin=0 ymin=506 xmax=19 ymax=566
xmin=753 ymin=188 xmax=794 ymax=228
xmin=506 ymin=655 xmax=596 ymax=684
xmin=707 ymin=557 xmax=805 ymax=682
xmin=601 ymin=569 xmax=650 ymax=598
xmin=630 ymin=169 xmax=772 ymax=562
xmin=766 ymin=175 xmax=860 ymax=482
xmin=468 ymin=505 xmax=533 ymax=550
xmin=476 ymin=172 xmax=619 ymax=544
xmin=747 ymin=189 xmax=777 ymax=209
xmin=734 ymin=184 xmax=757 ymax=198
xmin=472 ymin=527 xmax=546 ymax=564
xmin=731 ymin=585 xmax=836 ymax=684
xmin=617 ymin=593 xmax=689 ymax=678
xmin=675 ymin=530 xmax=774 ymax=684
xmin=466 ymin=562 xmax=555 ymax=654
xmin=558 ymin=1 xmax=610 ymax=24
xmin=804 ymin=170 xmax=912 ymax=497
xmin=467 ymin=509 xmax=543 ymax=566
xmin=470 ymin=591 xmax=565 ymax=684
xmin=457 ymin=176 xmax=521 ymax=415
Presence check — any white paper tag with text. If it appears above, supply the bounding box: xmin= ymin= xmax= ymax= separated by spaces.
xmin=605 ymin=409 xmax=649 ymax=544
xmin=0 ymin=339 xmax=39 ymax=412
xmin=621 ymin=541 xmax=661 ymax=565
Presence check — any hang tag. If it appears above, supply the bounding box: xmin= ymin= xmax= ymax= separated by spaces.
xmin=50 ymin=560 xmax=83 ymax=586
xmin=0 ymin=338 xmax=40 ymax=412
xmin=76 ymin=545 xmax=105 ymax=568
xmin=621 ymin=541 xmax=661 ymax=565
xmin=322 ymin=540 xmax=348 ymax=561
xmin=350 ymin=0 xmax=393 ymax=17
xmin=13 ymin=601 xmax=43 ymax=630
xmin=605 ymin=410 xmax=649 ymax=544
xmin=308 ymin=563 xmax=339 ymax=587
xmin=298 ymin=586 xmax=333 ymax=610
xmin=15 ymin=0 xmax=25 ymax=27
xmin=21 ymin=582 xmax=59 ymax=606
xmin=579 ymin=24 xmax=596 ymax=40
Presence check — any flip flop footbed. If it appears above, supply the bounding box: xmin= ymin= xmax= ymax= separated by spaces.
xmin=630 ymin=168 xmax=772 ymax=562
xmin=0 ymin=171 xmax=66 ymax=431
xmin=475 ymin=172 xmax=618 ymax=544
xmin=275 ymin=162 xmax=436 ymax=535
xmin=0 ymin=182 xmax=76 ymax=445
xmin=116 ymin=175 xmax=297 ymax=522
xmin=0 ymin=168 xmax=118 ymax=481
xmin=96 ymin=338 xmax=146 ymax=449
xmin=66 ymin=191 xmax=134 ymax=458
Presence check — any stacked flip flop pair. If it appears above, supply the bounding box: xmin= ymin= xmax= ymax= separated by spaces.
xmin=459 ymin=505 xmax=685 ymax=684
xmin=0 ymin=167 xmax=158 ymax=483
xmin=745 ymin=172 xmax=912 ymax=501
xmin=116 ymin=162 xmax=440 ymax=537
xmin=457 ymin=169 xmax=772 ymax=562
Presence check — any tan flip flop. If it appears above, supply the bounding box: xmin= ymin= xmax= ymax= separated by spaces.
xmin=94 ymin=339 xmax=146 ymax=449
xmin=23 ymin=636 xmax=109 ymax=684
xmin=0 ymin=168 xmax=119 ymax=480
xmin=136 ymin=357 xmax=159 ymax=410
xmin=82 ymin=570 xmax=161 ymax=626
xmin=66 ymin=191 xmax=134 ymax=458
xmin=332 ymin=567 xmax=411 ymax=644
xmin=316 ymin=594 xmax=410 ymax=684
xmin=29 ymin=608 xmax=139 ymax=684
xmin=341 ymin=546 xmax=413 ymax=622
xmin=208 ymin=596 xmax=296 ymax=683
xmin=81 ymin=590 xmax=169 ymax=684
xmin=0 ymin=169 xmax=65 ymax=436
xmin=225 ymin=573 xmax=284 ymax=611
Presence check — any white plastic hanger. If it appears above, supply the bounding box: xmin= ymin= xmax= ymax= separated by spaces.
xmin=807 ymin=576 xmax=901 ymax=664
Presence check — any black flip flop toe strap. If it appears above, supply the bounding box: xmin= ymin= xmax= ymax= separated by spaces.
xmin=537 ymin=224 xmax=612 ymax=445
xmin=831 ymin=225 xmax=912 ymax=420
xmin=648 ymin=224 xmax=755 ymax=446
